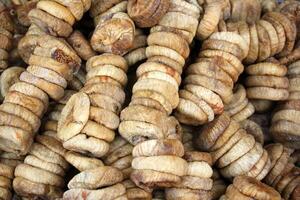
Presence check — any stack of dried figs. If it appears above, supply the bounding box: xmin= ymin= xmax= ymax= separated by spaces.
xmin=0 ymin=0 xmax=300 ymax=200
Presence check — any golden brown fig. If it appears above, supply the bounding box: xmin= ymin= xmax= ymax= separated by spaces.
xmin=91 ymin=12 xmax=135 ymax=55
xmin=127 ymin=0 xmax=170 ymax=28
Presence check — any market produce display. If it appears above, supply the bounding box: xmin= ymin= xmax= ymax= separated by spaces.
xmin=0 ymin=0 xmax=299 ymax=199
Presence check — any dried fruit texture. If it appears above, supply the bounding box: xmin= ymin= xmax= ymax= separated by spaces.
xmin=270 ymin=60 xmax=300 ymax=149
xmin=151 ymin=0 xmax=201 ymax=44
xmin=3 ymin=89 xmax=73 ymax=199
xmin=279 ymin=41 xmax=300 ymax=66
xmin=67 ymin=30 xmax=96 ymax=61
xmin=92 ymin=0 xmax=127 ymax=26
xmin=264 ymin=144 xmax=294 ymax=185
xmin=175 ymin=31 xmax=245 ymax=125
xmin=124 ymin=28 xmax=147 ymax=67
xmin=269 ymin=163 xmax=300 ymax=200
xmin=0 ymin=66 xmax=25 ymax=98
xmin=240 ymin=119 xmax=264 ymax=145
xmin=90 ymin=0 xmax=124 ymax=18
xmin=0 ymin=2 xmax=14 ymax=71
xmin=196 ymin=0 xmax=228 ymax=40
xmin=58 ymin=54 xmax=127 ymax=158
xmin=63 ymin=166 xmax=126 ymax=200
xmin=0 ymin=34 xmax=81 ymax=155
xmin=130 ymin=139 xmax=188 ymax=192
xmin=223 ymin=175 xmax=281 ymax=200
xmin=195 ymin=113 xmax=269 ymax=180
xmin=128 ymin=0 xmax=170 ymax=28
xmin=225 ymin=84 xmax=255 ymax=122
xmin=276 ymin=0 xmax=300 ymax=39
xmin=165 ymin=151 xmax=213 ymax=199
xmin=0 ymin=151 xmax=24 ymax=200
xmin=103 ymin=136 xmax=151 ymax=199
xmin=263 ymin=143 xmax=300 ymax=199
xmin=118 ymin=6 xmax=199 ymax=189
xmin=18 ymin=24 xmax=47 ymax=64
xmin=91 ymin=12 xmax=135 ymax=55
xmin=245 ymin=62 xmax=289 ymax=102
xmin=262 ymin=12 xmax=297 ymax=58
xmin=229 ymin=0 xmax=261 ymax=24
xmin=42 ymin=90 xmax=76 ymax=133
xmin=28 ymin=0 xmax=91 ymax=37
xmin=13 ymin=132 xmax=69 ymax=199
xmin=224 ymin=12 xmax=296 ymax=63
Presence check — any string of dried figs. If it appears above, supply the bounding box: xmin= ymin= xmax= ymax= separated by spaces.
xmin=0 ymin=2 xmax=15 ymax=71
xmin=195 ymin=113 xmax=271 ymax=180
xmin=220 ymin=175 xmax=281 ymax=200
xmin=165 ymin=152 xmax=214 ymax=200
xmin=103 ymin=136 xmax=151 ymax=199
xmin=118 ymin=0 xmax=201 ymax=192
xmin=56 ymin=54 xmax=138 ymax=198
xmin=224 ymin=83 xmax=265 ymax=143
xmin=0 ymin=34 xmax=81 ymax=155
xmin=191 ymin=121 xmax=229 ymax=199
xmin=223 ymin=11 xmax=297 ymax=64
xmin=150 ymin=0 xmax=200 ymax=44
xmin=263 ymin=143 xmax=299 ymax=199
xmin=11 ymin=91 xmax=75 ymax=199
xmin=245 ymin=61 xmax=289 ymax=115
xmin=28 ymin=0 xmax=91 ymax=37
xmin=58 ymin=53 xmax=127 ymax=158
xmin=175 ymin=31 xmax=246 ymax=125
xmin=0 ymin=90 xmax=75 ymax=200
xmin=270 ymin=60 xmax=300 ymax=149
xmin=18 ymin=27 xmax=88 ymax=91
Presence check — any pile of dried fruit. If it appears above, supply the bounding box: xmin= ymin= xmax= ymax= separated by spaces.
xmin=0 ymin=0 xmax=299 ymax=199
